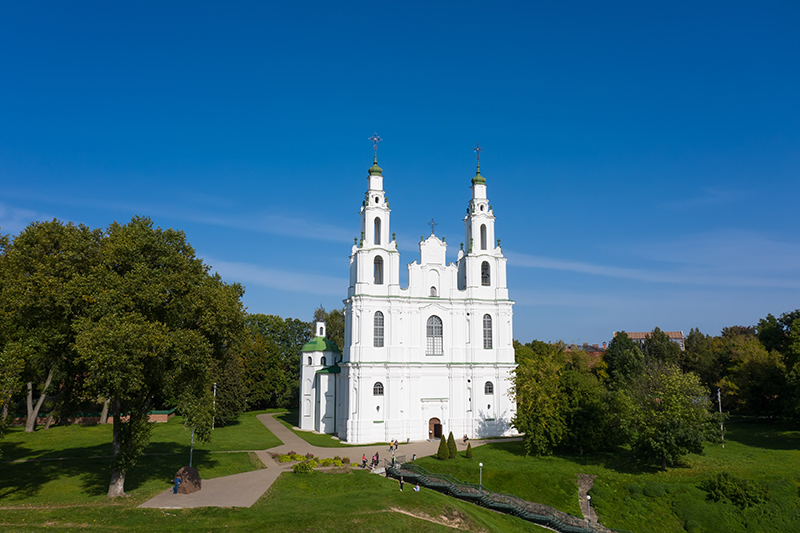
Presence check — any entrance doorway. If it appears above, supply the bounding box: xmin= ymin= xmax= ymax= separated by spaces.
xmin=428 ymin=418 xmax=442 ymax=439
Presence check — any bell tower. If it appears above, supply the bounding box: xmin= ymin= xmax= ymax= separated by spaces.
xmin=458 ymin=144 xmax=508 ymax=297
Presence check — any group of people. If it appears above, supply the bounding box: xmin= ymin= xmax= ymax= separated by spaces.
xmin=362 ymin=452 xmax=382 ymax=469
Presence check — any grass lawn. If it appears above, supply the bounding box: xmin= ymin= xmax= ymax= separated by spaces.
xmin=0 ymin=469 xmax=548 ymax=532
xmin=414 ymin=420 xmax=800 ymax=533
xmin=0 ymin=410 xmax=281 ymax=506
xmin=274 ymin=409 xmax=390 ymax=448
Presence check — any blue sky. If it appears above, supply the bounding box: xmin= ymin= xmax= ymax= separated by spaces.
xmin=2 ymin=1 xmax=798 ymax=344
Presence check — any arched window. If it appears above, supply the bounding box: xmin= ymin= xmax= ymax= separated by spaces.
xmin=485 ymin=381 xmax=494 ymax=395
xmin=374 ymin=311 xmax=384 ymax=347
xmin=374 ymin=256 xmax=384 ymax=285
xmin=321 ymin=357 xmax=326 ymax=366
xmin=374 ymin=217 xmax=381 ymax=245
xmin=318 ymin=325 xmax=323 ymax=335
xmin=426 ymin=315 xmax=443 ymax=355
xmin=480 ymin=224 xmax=487 ymax=250
xmin=483 ymin=314 xmax=493 ymax=349
xmin=481 ymin=261 xmax=490 ymax=286
xmin=430 ymin=286 xmax=437 ymax=297
xmin=307 ymin=357 xmax=312 ymax=365
xmin=373 ymin=382 xmax=384 ymax=396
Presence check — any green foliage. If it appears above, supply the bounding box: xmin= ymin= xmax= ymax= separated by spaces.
xmin=244 ymin=314 xmax=311 ymax=409
xmin=603 ymin=332 xmax=644 ymax=388
xmin=292 ymin=460 xmax=315 ymax=473
xmin=560 ymin=368 xmax=630 ymax=453
xmin=717 ymin=334 xmax=785 ymax=415
xmin=628 ymin=362 xmax=718 ymax=469
xmin=447 ymin=431 xmax=457 ymax=459
xmin=211 ymin=354 xmax=247 ymax=427
xmin=642 ymin=327 xmax=682 ymax=365
xmin=511 ymin=340 xmax=567 ymax=455
xmin=437 ymin=435 xmax=450 ymax=460
xmin=466 ymin=442 xmax=473 ymax=458
xmin=699 ymin=471 xmax=769 ymax=509
xmin=683 ymin=328 xmax=723 ymax=390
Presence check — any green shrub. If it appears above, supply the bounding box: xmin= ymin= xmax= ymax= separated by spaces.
xmin=466 ymin=443 xmax=473 ymax=458
xmin=447 ymin=432 xmax=457 ymax=459
xmin=437 ymin=437 xmax=450 ymax=460
xmin=292 ymin=461 xmax=314 ymax=474
xmin=278 ymin=455 xmax=293 ymax=462
xmin=624 ymin=482 xmax=642 ymax=496
xmin=699 ymin=471 xmax=769 ymax=508
xmin=333 ymin=459 xmax=343 ymax=467
xmin=291 ymin=454 xmax=305 ymax=461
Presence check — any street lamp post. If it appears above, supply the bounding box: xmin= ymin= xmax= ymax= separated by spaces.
xmin=212 ymin=382 xmax=217 ymax=431
xmin=586 ymin=495 xmax=592 ymax=523
xmin=479 ymin=462 xmax=483 ymax=492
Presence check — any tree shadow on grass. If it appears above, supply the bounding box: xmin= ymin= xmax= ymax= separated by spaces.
xmin=0 ymin=443 xmax=223 ymax=503
xmin=724 ymin=420 xmax=800 ymax=451
xmin=481 ymin=440 xmax=662 ymax=476
xmin=275 ymin=409 xmax=299 ymax=427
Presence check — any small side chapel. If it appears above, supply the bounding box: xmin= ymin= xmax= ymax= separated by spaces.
xmin=299 ymin=141 xmax=517 ymax=444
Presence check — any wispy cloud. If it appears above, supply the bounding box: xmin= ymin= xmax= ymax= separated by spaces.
xmin=0 ymin=202 xmax=54 ymax=234
xmin=507 ymin=229 xmax=800 ymax=290
xmin=209 ymin=259 xmax=346 ymax=296
xmin=661 ymin=188 xmax=739 ymax=210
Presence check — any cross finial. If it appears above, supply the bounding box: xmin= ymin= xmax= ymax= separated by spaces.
xmin=473 ymin=143 xmax=483 ymax=172
xmin=427 ymin=218 xmax=438 ymax=235
xmin=369 ymin=132 xmax=383 ymax=162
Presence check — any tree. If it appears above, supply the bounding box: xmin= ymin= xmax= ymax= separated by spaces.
xmin=465 ymin=442 xmax=473 ymax=458
xmin=717 ymin=334 xmax=785 ymax=416
xmin=447 ymin=431 xmax=457 ymax=459
xmin=683 ymin=328 xmax=723 ymax=390
xmin=437 ymin=434 xmax=450 ymax=460
xmin=511 ymin=340 xmax=567 ymax=455
xmin=642 ymin=327 xmax=682 ymax=366
xmin=1 ymin=220 xmax=102 ymax=432
xmin=628 ymin=362 xmax=718 ymax=470
xmin=603 ymin=332 xmax=644 ymax=388
xmin=244 ymin=314 xmax=311 ymax=408
xmin=560 ymin=369 xmax=630 ymax=454
xmin=75 ymin=217 xmax=246 ymax=497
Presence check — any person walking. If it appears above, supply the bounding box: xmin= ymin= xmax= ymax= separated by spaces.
xmin=172 ymin=476 xmax=181 ymax=494
xmin=362 ymin=453 xmax=367 ymax=468
xmin=399 ymin=476 xmax=404 ymax=491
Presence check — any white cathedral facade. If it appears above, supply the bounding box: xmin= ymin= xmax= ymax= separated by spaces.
xmin=299 ymin=150 xmax=517 ymax=444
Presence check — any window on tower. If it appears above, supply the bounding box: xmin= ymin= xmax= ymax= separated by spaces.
xmin=481 ymin=261 xmax=490 ymax=286
xmin=480 ymin=224 xmax=487 ymax=250
xmin=485 ymin=381 xmax=494 ymax=395
xmin=374 ymin=217 xmax=381 ymax=245
xmin=426 ymin=315 xmax=443 ymax=355
xmin=373 ymin=382 xmax=384 ymax=396
xmin=483 ymin=314 xmax=493 ymax=349
xmin=374 ymin=256 xmax=384 ymax=285
xmin=374 ymin=311 xmax=384 ymax=347
xmin=430 ymin=286 xmax=437 ymax=297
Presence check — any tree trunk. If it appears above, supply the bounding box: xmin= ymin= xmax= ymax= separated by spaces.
xmin=44 ymin=413 xmax=54 ymax=429
xmin=662 ymin=455 xmax=667 ymax=471
xmin=99 ymin=398 xmax=109 ymax=425
xmin=107 ymin=397 xmax=126 ymax=498
xmin=25 ymin=366 xmax=55 ymax=433
xmin=2 ymin=400 xmax=8 ymax=422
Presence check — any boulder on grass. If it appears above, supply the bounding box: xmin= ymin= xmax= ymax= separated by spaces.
xmin=175 ymin=466 xmax=202 ymax=494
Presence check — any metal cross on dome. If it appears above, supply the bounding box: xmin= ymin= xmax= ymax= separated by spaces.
xmin=369 ymin=132 xmax=383 ymax=156
xmin=428 ymin=218 xmax=438 ymax=235
xmin=473 ymin=143 xmax=483 ymax=168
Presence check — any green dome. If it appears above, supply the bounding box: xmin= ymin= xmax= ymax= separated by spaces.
xmin=368 ymin=155 xmax=383 ymax=176
xmin=301 ymin=336 xmax=341 ymax=353
xmin=471 ymin=168 xmax=486 ymax=185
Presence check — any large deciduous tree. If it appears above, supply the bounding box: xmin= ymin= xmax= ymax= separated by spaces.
xmin=74 ymin=217 xmax=246 ymax=497
xmin=1 ymin=220 xmax=102 ymax=432
xmin=603 ymin=332 xmax=644 ymax=388
xmin=642 ymin=327 xmax=682 ymax=366
xmin=628 ymin=362 xmax=718 ymax=470
xmin=312 ymin=306 xmax=345 ymax=351
xmin=511 ymin=340 xmax=567 ymax=455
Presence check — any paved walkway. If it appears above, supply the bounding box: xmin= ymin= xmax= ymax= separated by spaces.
xmin=140 ymin=414 xmax=489 ymax=509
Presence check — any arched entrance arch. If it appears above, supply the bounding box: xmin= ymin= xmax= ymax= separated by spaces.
xmin=428 ymin=417 xmax=442 ymax=439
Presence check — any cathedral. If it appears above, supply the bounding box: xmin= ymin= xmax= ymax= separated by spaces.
xmin=299 ymin=142 xmax=517 ymax=444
